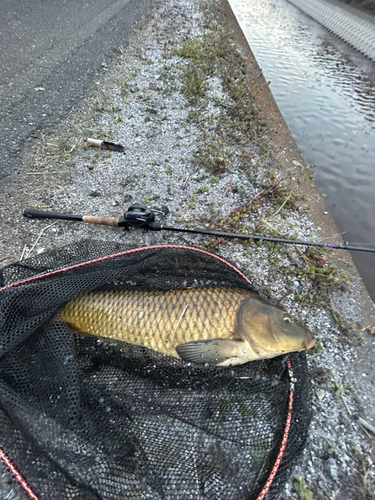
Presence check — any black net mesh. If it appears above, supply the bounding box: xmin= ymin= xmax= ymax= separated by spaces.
xmin=0 ymin=240 xmax=311 ymax=500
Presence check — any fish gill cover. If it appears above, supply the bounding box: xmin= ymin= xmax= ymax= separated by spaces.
xmin=0 ymin=241 xmax=311 ymax=500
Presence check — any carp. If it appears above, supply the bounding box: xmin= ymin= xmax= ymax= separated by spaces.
xmin=61 ymin=287 xmax=315 ymax=366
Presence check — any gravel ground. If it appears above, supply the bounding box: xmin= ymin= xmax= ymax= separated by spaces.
xmin=0 ymin=0 xmax=374 ymax=498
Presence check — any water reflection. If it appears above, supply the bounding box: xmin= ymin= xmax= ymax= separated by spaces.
xmin=229 ymin=0 xmax=375 ymax=300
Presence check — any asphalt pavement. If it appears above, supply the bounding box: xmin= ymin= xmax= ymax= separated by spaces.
xmin=0 ymin=0 xmax=151 ymax=190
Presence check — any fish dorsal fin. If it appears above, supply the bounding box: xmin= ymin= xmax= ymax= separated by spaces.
xmin=176 ymin=338 xmax=248 ymax=366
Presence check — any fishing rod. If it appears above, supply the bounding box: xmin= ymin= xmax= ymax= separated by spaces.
xmin=22 ymin=204 xmax=375 ymax=253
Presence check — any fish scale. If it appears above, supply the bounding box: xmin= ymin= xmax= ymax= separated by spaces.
xmin=61 ymin=287 xmax=252 ymax=357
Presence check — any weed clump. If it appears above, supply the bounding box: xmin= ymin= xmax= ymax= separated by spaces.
xmin=174 ymin=18 xmax=264 ymax=175
xmin=183 ymin=66 xmax=207 ymax=103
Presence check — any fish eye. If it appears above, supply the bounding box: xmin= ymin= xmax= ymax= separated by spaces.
xmin=283 ymin=317 xmax=292 ymax=324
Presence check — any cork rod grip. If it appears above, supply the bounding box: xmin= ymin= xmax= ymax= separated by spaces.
xmin=82 ymin=216 xmax=119 ymax=227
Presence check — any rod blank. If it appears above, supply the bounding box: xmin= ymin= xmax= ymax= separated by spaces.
xmin=160 ymin=225 xmax=375 ymax=253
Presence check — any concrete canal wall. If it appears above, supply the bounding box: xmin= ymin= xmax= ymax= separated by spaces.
xmin=288 ymin=0 xmax=375 ymax=61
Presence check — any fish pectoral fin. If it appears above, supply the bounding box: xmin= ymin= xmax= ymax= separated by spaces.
xmin=176 ymin=338 xmax=245 ymax=366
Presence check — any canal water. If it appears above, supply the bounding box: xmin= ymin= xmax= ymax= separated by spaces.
xmin=229 ymin=0 xmax=375 ymax=301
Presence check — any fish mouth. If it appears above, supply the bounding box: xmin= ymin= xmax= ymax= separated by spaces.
xmin=303 ymin=337 xmax=316 ymax=350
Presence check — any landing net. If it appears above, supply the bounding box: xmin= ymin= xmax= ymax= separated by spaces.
xmin=0 ymin=241 xmax=311 ymax=499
